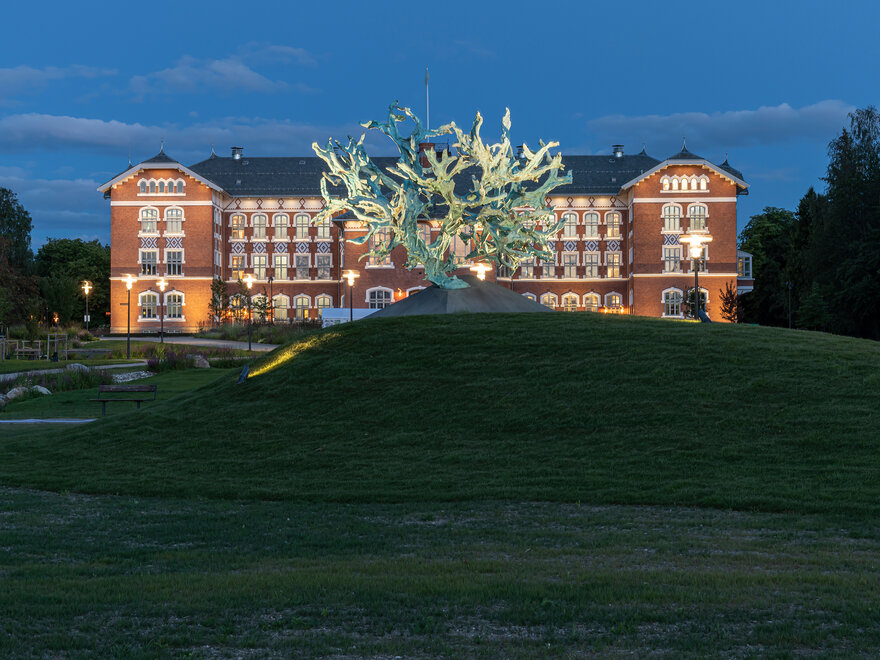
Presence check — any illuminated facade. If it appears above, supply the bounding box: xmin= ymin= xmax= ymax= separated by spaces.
xmin=99 ymin=144 xmax=750 ymax=333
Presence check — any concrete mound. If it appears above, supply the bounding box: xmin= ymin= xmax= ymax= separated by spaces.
xmin=368 ymin=275 xmax=552 ymax=318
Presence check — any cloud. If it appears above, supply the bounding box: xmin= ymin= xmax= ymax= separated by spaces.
xmin=587 ymin=100 xmax=856 ymax=154
xmin=0 ymin=65 xmax=116 ymax=97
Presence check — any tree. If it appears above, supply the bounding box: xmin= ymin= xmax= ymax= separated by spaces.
xmin=738 ymin=207 xmax=796 ymax=327
xmin=209 ymin=277 xmax=229 ymax=325
xmin=0 ymin=187 xmax=33 ymax=271
xmin=252 ymin=288 xmax=272 ymax=323
xmin=684 ymin=288 xmax=707 ymax=319
xmin=35 ymin=238 xmax=110 ymax=326
xmin=719 ymin=281 xmax=739 ymax=323
xmin=313 ymin=102 xmax=572 ymax=289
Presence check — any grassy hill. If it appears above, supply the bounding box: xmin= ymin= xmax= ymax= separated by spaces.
xmin=2 ymin=312 xmax=878 ymax=513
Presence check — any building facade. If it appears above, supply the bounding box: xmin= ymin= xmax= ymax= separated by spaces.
xmin=99 ymin=144 xmax=750 ymax=333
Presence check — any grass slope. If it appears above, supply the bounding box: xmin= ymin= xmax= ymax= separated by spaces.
xmin=1 ymin=313 xmax=879 ymax=514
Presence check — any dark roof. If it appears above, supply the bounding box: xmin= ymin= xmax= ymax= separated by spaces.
xmin=141 ymin=148 xmax=178 ymax=164
xmin=667 ymin=146 xmax=704 ymax=161
xmin=718 ymin=157 xmax=745 ymax=181
xmin=188 ymin=153 xmax=662 ymax=197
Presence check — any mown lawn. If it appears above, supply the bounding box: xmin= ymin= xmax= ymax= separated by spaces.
xmin=0 ymin=358 xmax=140 ymax=375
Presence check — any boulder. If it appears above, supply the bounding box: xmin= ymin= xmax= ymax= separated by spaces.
xmin=0 ymin=394 xmax=7 ymax=410
xmin=5 ymin=386 xmax=29 ymax=401
xmin=30 ymin=385 xmax=51 ymax=396
xmin=66 ymin=363 xmax=90 ymax=373
xmin=191 ymin=354 xmax=210 ymax=369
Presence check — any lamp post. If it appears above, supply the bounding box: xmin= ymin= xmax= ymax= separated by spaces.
xmin=342 ymin=270 xmax=360 ymax=322
xmin=157 ymin=277 xmax=168 ymax=344
xmin=267 ymin=275 xmax=274 ymax=324
xmin=123 ymin=274 xmax=136 ymax=358
xmin=681 ymin=233 xmax=712 ymax=320
xmin=787 ymin=281 xmax=793 ymax=329
xmin=81 ymin=280 xmax=92 ymax=331
xmin=243 ymin=273 xmax=255 ymax=351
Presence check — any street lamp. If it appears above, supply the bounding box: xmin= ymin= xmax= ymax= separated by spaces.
xmin=157 ymin=277 xmax=168 ymax=344
xmin=123 ymin=274 xmax=137 ymax=358
xmin=267 ymin=275 xmax=274 ymax=324
xmin=243 ymin=273 xmax=255 ymax=351
xmin=469 ymin=263 xmax=492 ymax=281
xmin=342 ymin=270 xmax=360 ymax=322
xmin=81 ymin=280 xmax=92 ymax=331
xmin=680 ymin=233 xmax=713 ymax=320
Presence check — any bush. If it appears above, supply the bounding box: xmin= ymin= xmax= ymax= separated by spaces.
xmin=7 ymin=367 xmax=114 ymax=395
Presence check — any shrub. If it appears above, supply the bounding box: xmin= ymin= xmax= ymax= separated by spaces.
xmin=7 ymin=367 xmax=114 ymax=395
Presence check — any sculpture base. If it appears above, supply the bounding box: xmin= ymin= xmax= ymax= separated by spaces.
xmin=368 ymin=275 xmax=552 ymax=318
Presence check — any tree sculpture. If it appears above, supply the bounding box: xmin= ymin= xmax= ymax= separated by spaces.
xmin=312 ymin=103 xmax=572 ymax=289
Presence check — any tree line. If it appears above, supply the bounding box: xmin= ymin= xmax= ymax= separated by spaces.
xmin=739 ymin=107 xmax=880 ymax=340
xmin=0 ymin=187 xmax=110 ymax=333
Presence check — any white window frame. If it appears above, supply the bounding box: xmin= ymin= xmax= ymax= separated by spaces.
xmin=273 ymin=214 xmax=289 ymax=241
xmin=540 ymin=293 xmax=558 ymax=309
xmin=294 ymin=213 xmax=311 ymax=240
xmin=561 ymin=292 xmax=579 ymax=312
xmin=662 ymin=204 xmax=682 ymax=233
xmin=605 ymin=291 xmax=623 ymax=310
xmin=165 ymin=249 xmax=184 ymax=277
xmin=561 ymin=212 xmax=578 ymax=239
xmin=661 ymin=287 xmax=684 ymax=318
xmin=366 ymin=286 xmax=393 ymax=309
xmin=583 ymin=212 xmax=600 ymax=238
xmin=165 ymin=291 xmax=185 ymax=321
xmin=139 ymin=207 xmax=159 ymax=236
xmin=583 ymin=293 xmax=600 ymax=312
xmin=252 ymin=213 xmax=268 ymax=241
xmin=138 ymin=291 xmax=158 ymax=320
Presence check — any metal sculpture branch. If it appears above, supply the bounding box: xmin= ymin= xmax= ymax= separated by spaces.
xmin=312 ymin=102 xmax=572 ymax=289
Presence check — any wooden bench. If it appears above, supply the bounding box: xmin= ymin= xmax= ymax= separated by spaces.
xmin=15 ymin=347 xmax=40 ymax=360
xmin=90 ymin=384 xmax=157 ymax=417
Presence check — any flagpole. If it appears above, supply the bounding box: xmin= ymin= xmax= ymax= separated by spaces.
xmin=425 ymin=67 xmax=430 ymax=129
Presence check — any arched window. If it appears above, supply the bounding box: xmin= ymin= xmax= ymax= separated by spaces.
xmin=367 ymin=287 xmax=392 ymax=309
xmin=605 ymin=292 xmax=622 ymax=311
xmin=584 ymin=293 xmax=600 ymax=312
xmin=689 ymin=204 xmax=707 ymax=231
xmin=662 ymin=288 xmax=683 ymax=317
xmin=139 ymin=292 xmax=158 ymax=319
xmin=252 ymin=214 xmax=267 ymax=240
xmin=562 ymin=212 xmax=578 ymax=238
xmin=316 ymin=218 xmax=331 ymax=240
xmin=139 ymin=180 xmax=147 ymax=193
xmin=605 ymin=212 xmax=621 ymax=238
xmin=273 ymin=294 xmax=289 ymax=321
xmin=316 ymin=294 xmax=332 ymax=318
xmin=699 ymin=176 xmax=708 ymax=191
xmin=562 ymin=293 xmax=579 ymax=312
xmin=140 ymin=207 xmax=158 ymax=234
xmin=419 ymin=223 xmax=432 ymax=246
xmin=662 ymin=204 xmax=681 ymax=232
xmin=671 ymin=178 xmax=679 ymax=191
xmin=294 ymin=295 xmax=310 ymax=320
xmin=522 ymin=292 xmax=536 ymax=302
xmin=540 ymin=293 xmax=557 ymax=309
xmin=273 ymin=214 xmax=289 ymax=240
xmin=231 ymin=214 xmax=246 ymax=240
xmin=584 ymin=212 xmax=599 ymax=238
xmin=149 ymin=181 xmax=156 ymax=193
xmin=175 ymin=180 xmax=184 ymax=193
xmin=158 ymin=181 xmax=165 ymax=194
xmin=165 ymin=207 xmax=183 ymax=234
xmin=166 ymin=292 xmax=183 ymax=319
xmin=662 ymin=177 xmax=670 ymax=191
xmin=369 ymin=228 xmax=393 ymax=266
xmin=295 ymin=213 xmax=311 ymax=239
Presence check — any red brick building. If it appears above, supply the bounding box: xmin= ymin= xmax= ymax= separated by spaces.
xmin=99 ymin=144 xmax=750 ymax=333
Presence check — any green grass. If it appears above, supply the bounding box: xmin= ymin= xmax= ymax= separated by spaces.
xmin=2 ymin=313 xmax=879 ymax=657
xmin=0 ymin=358 xmax=140 ymax=374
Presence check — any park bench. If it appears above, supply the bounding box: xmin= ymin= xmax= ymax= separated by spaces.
xmin=90 ymin=384 xmax=157 ymax=417
xmin=15 ymin=347 xmax=40 ymax=360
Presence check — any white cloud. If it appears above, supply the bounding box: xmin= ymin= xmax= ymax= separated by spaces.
xmin=587 ymin=100 xmax=856 ymax=153
xmin=0 ymin=65 xmax=116 ymax=95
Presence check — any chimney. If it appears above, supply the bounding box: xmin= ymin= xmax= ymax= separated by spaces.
xmin=612 ymin=145 xmax=624 ymax=158
xmin=231 ymin=146 xmax=243 ymax=160
xmin=418 ymin=142 xmax=435 ymax=168
xmin=516 ymin=144 xmax=525 ymax=158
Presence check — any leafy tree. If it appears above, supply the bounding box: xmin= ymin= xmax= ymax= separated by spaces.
xmin=719 ymin=281 xmax=739 ymax=323
xmin=738 ymin=207 xmax=796 ymax=327
xmin=0 ymin=235 xmax=38 ymax=326
xmin=35 ymin=238 xmax=110 ymax=326
xmin=252 ymin=288 xmax=272 ymax=323
xmin=0 ymin=187 xmax=33 ymax=271
xmin=209 ymin=277 xmax=229 ymax=325
xmin=39 ymin=275 xmax=80 ymax=325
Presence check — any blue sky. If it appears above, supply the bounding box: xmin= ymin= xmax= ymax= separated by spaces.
xmin=2 ymin=0 xmax=877 ymax=247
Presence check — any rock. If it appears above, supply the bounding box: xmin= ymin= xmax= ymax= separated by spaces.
xmin=30 ymin=385 xmax=51 ymax=396
xmin=191 ymin=354 xmax=210 ymax=369
xmin=66 ymin=363 xmax=90 ymax=373
xmin=0 ymin=394 xmax=7 ymax=410
xmin=5 ymin=386 xmax=29 ymax=401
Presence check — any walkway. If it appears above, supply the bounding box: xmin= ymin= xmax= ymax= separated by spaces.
xmin=0 ymin=418 xmax=96 ymax=424
xmin=99 ymin=336 xmax=279 ymax=352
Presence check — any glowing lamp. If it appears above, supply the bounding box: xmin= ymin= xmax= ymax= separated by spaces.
xmin=124 ymin=274 xmax=136 ymax=290
xmin=343 ymin=270 xmax=360 ymax=287
xmin=243 ymin=273 xmax=255 ymax=290
xmin=157 ymin=277 xmax=168 ymax=293
xmin=469 ymin=263 xmax=492 ymax=280
xmin=81 ymin=280 xmax=92 ymax=296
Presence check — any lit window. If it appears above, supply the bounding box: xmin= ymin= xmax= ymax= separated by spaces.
xmin=562 ymin=212 xmax=578 ymax=238
xmin=231 ymin=214 xmax=246 ymax=240
xmin=542 ymin=259 xmax=555 ymax=279
xmin=253 ymin=214 xmax=267 ymax=240
xmin=449 ymin=232 xmax=470 ymax=266
xmin=584 ymin=293 xmax=600 ymax=312
xmin=140 ymin=208 xmax=158 ymax=234
xmin=689 ymin=205 xmax=707 ymax=231
xmin=295 ymin=213 xmax=311 ymax=239
xmin=165 ymin=208 xmax=183 ymax=234
xmin=369 ymin=289 xmax=392 ymax=309
xmin=662 ymin=205 xmax=681 ymax=232
xmin=663 ymin=247 xmax=681 ymax=273
xmin=680 ymin=178 xmax=688 ymax=191
xmin=520 ymin=259 xmax=535 ymax=279
xmin=295 ymin=255 xmax=310 ymax=279
xmin=166 ymin=293 xmax=183 ymax=319
xmin=662 ymin=178 xmax=670 ymax=191
xmin=252 ymin=254 xmax=267 ymax=280
xmin=140 ymin=292 xmax=157 ymax=319
xmin=606 ymin=212 xmax=621 ymax=238
xmin=273 ymin=294 xmax=289 ymax=321
xmin=140 ymin=251 xmax=157 ymax=276
xmin=562 ymin=293 xmax=578 ymax=312
xmin=584 ymin=253 xmax=599 ymax=278
xmin=540 ymin=293 xmax=557 ymax=309
xmin=738 ymin=254 xmax=752 ymax=278
xmin=671 ymin=178 xmax=679 ymax=191
xmin=166 ymin=251 xmax=183 ymax=276
xmin=607 ymin=293 xmax=622 ymax=311
xmin=419 ymin=223 xmax=432 ymax=246
xmin=274 ymin=214 xmax=289 ymax=240
xmin=663 ymin=289 xmax=683 ymax=317
xmin=606 ymin=253 xmax=621 ymax=278
xmin=316 ymin=294 xmax=332 ymax=318
xmin=274 ymin=254 xmax=288 ymax=280
xmin=231 ymin=256 xmax=245 ymax=281
xmin=316 ymin=254 xmax=331 ymax=280
xmin=584 ymin=212 xmax=599 ymax=238
xmin=699 ymin=177 xmax=708 ymax=191
xmin=563 ymin=252 xmax=578 ymax=278
xmin=316 ymin=218 xmax=331 ymax=240
xmin=522 ymin=293 xmax=536 ymax=302
xmin=369 ymin=228 xmax=393 ymax=266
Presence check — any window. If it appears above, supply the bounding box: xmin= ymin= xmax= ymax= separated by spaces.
xmin=562 ymin=293 xmax=578 ymax=312
xmin=689 ymin=204 xmax=707 ymax=232
xmin=368 ymin=288 xmax=392 ymax=309
xmin=449 ymin=232 xmax=470 ymax=266
xmin=295 ymin=213 xmax=311 ymax=239
xmin=149 ymin=181 xmax=156 ymax=194
xmin=738 ymin=253 xmax=752 ymax=278
xmin=139 ymin=181 xmax=147 ymax=193
xmin=699 ymin=177 xmax=708 ymax=191
xmin=165 ymin=208 xmax=183 ymax=234
xmin=140 ymin=208 xmax=158 ymax=234
xmin=253 ymin=254 xmax=267 ymax=280
xmin=607 ymin=253 xmax=621 ymax=278
xmin=695 ymin=247 xmax=708 ymax=272
xmin=584 ymin=253 xmax=599 ymax=278
xmin=140 ymin=251 xmax=157 ymax=276
xmin=663 ymin=247 xmax=681 ymax=273
xmin=273 ymin=294 xmax=289 ymax=321
xmin=274 ymin=214 xmax=289 ymax=240
xmin=140 ymin=292 xmax=157 ymax=319
xmin=253 ymin=214 xmax=267 ymax=240
xmin=369 ymin=228 xmax=392 ymax=266
xmin=662 ymin=178 xmax=670 ymax=191
xmin=316 ymin=254 xmax=331 ymax=280
xmin=295 ymin=255 xmax=310 ymax=279
xmin=176 ymin=181 xmax=184 ymax=193
xmin=542 ymin=259 xmax=555 ymax=279
xmin=316 ymin=294 xmax=332 ymax=318
xmin=540 ymin=293 xmax=557 ymax=309
xmin=606 ymin=293 xmax=622 ymax=311
xmin=662 ymin=205 xmax=681 ymax=232
xmin=158 ymin=181 xmax=165 ymax=193
xmin=562 ymin=212 xmax=578 ymax=238
xmin=584 ymin=293 xmax=600 ymax=312
xmin=606 ymin=212 xmax=621 ymax=238
xmin=419 ymin=223 xmax=432 ymax=246
xmin=663 ymin=289 xmax=683 ymax=317
xmin=166 ymin=251 xmax=183 ymax=276
xmin=166 ymin=293 xmax=183 ymax=319
xmin=274 ymin=254 xmax=288 ymax=280
xmin=563 ymin=252 xmax=578 ymax=278
xmin=523 ymin=293 xmax=537 ymax=302
xmin=231 ymin=214 xmax=246 ymax=240
xmin=294 ymin=295 xmax=310 ymax=320
xmin=231 ymin=256 xmax=245 ymax=281
xmin=520 ymin=259 xmax=535 ymax=279
xmin=316 ymin=218 xmax=331 ymax=240
xmin=584 ymin=212 xmax=599 ymax=238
